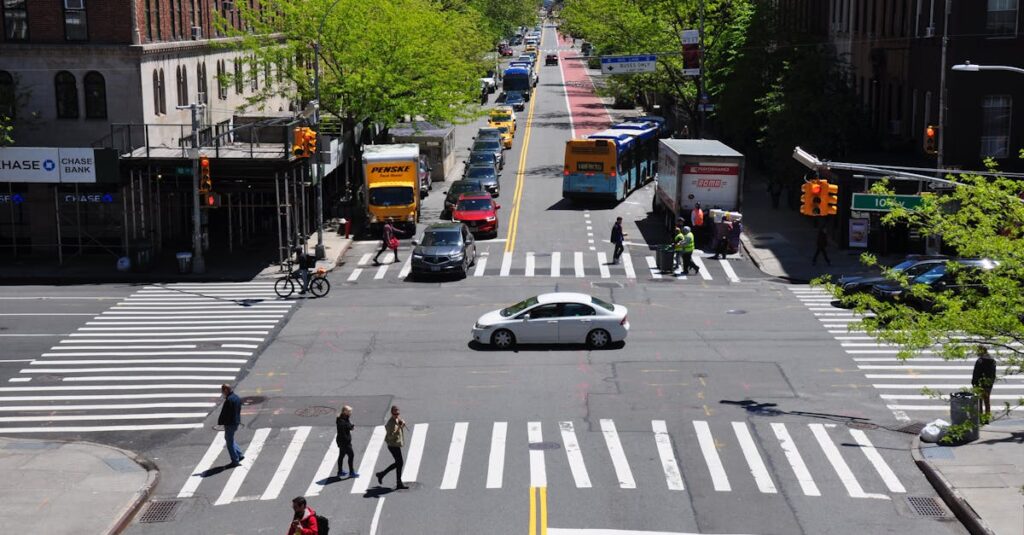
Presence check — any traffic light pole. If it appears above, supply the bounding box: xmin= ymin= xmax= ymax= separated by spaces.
xmin=177 ymin=102 xmax=207 ymax=274
xmin=936 ymin=0 xmax=951 ymax=174
xmin=312 ymin=41 xmax=325 ymax=260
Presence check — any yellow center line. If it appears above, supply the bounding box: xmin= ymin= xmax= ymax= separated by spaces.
xmin=528 ymin=486 xmax=548 ymax=535
xmin=529 ymin=487 xmax=537 ymax=535
xmin=505 ymin=29 xmax=545 ymax=254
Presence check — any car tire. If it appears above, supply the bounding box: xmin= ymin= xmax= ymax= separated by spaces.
xmin=586 ymin=329 xmax=611 ymax=349
xmin=491 ymin=329 xmax=516 ymax=349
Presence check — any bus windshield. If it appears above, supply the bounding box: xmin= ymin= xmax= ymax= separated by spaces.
xmin=564 ymin=140 xmax=617 ymax=176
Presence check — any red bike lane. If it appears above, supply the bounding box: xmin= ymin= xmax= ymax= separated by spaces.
xmin=558 ymin=44 xmax=612 ymax=139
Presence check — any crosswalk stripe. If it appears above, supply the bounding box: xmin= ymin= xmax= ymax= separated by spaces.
xmin=597 ymin=252 xmax=610 ymax=278
xmin=574 ymin=252 xmax=584 ymax=278
xmin=809 ymin=423 xmax=887 ymax=500
xmin=621 ymin=252 xmax=636 ymax=279
xmin=652 ymin=420 xmax=683 ymax=491
xmin=261 ymin=426 xmax=311 ymax=501
xmin=600 ymin=419 xmax=635 ymax=489
xmin=351 ymin=425 xmax=386 ymax=494
xmin=559 ymin=421 xmax=592 ymax=488
xmin=440 ymin=422 xmax=468 ymax=490
xmin=692 ymin=254 xmax=712 ymax=280
xmin=525 ymin=252 xmax=536 ymax=277
xmin=720 ymin=260 xmax=740 ymax=283
xmin=528 ymin=421 xmax=546 ymax=487
xmin=732 ymin=422 xmax=777 ymax=493
xmin=304 ymin=434 xmax=339 ymax=497
xmin=645 ymin=256 xmax=662 ymax=279
xmin=474 ymin=254 xmax=488 ymax=277
xmin=501 ymin=252 xmax=513 ymax=276
xmin=348 ymin=254 xmax=371 ymax=281
xmin=550 ymin=252 xmax=561 ymax=277
xmin=849 ymin=429 xmax=905 ymax=493
xmin=694 ymin=420 xmax=730 ymax=491
xmin=215 ymin=427 xmax=270 ymax=505
xmin=178 ymin=431 xmax=225 ymax=498
xmin=771 ymin=423 xmax=820 ymax=496
xmin=403 ymin=423 xmax=428 ymax=483
xmin=487 ymin=422 xmax=507 ymax=489
xmin=373 ymin=263 xmax=389 ymax=280
xmin=398 ymin=257 xmax=412 ymax=279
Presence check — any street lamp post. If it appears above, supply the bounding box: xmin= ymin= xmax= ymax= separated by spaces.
xmin=952 ymin=61 xmax=1024 ymax=75
xmin=310 ymin=0 xmax=344 ymax=260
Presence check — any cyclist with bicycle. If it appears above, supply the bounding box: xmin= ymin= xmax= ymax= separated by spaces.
xmin=292 ymin=246 xmax=315 ymax=294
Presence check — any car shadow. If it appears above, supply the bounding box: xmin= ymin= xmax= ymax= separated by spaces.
xmin=467 ymin=340 xmax=625 ymax=352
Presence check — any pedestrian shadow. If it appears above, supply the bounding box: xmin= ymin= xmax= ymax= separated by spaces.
xmin=313 ymin=474 xmax=352 ymax=487
xmin=363 ymin=486 xmax=396 ymax=498
xmin=196 ymin=464 xmax=233 ymax=478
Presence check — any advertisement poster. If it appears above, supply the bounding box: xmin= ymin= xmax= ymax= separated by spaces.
xmin=849 ymin=218 xmax=869 ymax=248
xmin=681 ymin=29 xmax=701 ymax=76
xmin=680 ymin=164 xmax=739 ymax=210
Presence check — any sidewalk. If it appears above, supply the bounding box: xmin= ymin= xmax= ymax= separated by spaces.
xmin=914 ymin=418 xmax=1024 ymax=535
xmin=0 ymin=437 xmax=157 ymax=535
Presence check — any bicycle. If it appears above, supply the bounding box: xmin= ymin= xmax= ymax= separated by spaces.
xmin=274 ymin=261 xmax=331 ymax=298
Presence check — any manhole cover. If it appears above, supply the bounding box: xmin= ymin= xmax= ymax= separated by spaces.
xmin=592 ymin=282 xmax=623 ymax=289
xmin=241 ymin=396 xmax=266 ymax=406
xmin=906 ymin=496 xmax=949 ymax=517
xmin=845 ymin=420 xmax=879 ymax=430
xmin=295 ymin=405 xmax=335 ymax=417
xmin=726 ymin=309 xmax=747 ymax=315
xmin=895 ymin=422 xmax=926 ymax=435
xmin=138 ymin=500 xmax=181 ymax=523
xmin=528 ymin=442 xmax=561 ymax=450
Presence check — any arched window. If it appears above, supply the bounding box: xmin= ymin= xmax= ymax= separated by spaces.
xmin=0 ymin=70 xmax=15 ymax=119
xmin=197 ymin=62 xmax=208 ymax=104
xmin=176 ymin=65 xmax=188 ymax=106
xmin=84 ymin=71 xmax=107 ymax=119
xmin=234 ymin=59 xmax=243 ymax=94
xmin=54 ymin=71 xmax=79 ymax=119
xmin=158 ymin=69 xmax=166 ymax=114
xmin=216 ymin=60 xmax=226 ymax=100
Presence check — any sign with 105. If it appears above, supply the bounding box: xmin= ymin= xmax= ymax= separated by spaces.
xmin=850 ymin=193 xmax=924 ymax=212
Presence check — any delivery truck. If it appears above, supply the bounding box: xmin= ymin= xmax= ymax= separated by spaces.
xmin=652 ymin=139 xmax=744 ymax=232
xmin=361 ymin=144 xmax=422 ymax=234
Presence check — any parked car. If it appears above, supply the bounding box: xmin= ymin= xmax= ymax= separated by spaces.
xmin=838 ymin=255 xmax=948 ymax=294
xmin=465 ymin=151 xmax=500 ymax=177
xmin=871 ymin=259 xmax=999 ymax=310
xmin=510 ymin=35 xmax=523 ymax=46
xmin=505 ymin=91 xmax=526 ymax=111
xmin=495 ymin=125 xmax=513 ymax=149
xmin=545 ymin=53 xmax=558 ymax=66
xmin=443 ymin=179 xmax=488 ymax=217
xmin=464 ymin=165 xmax=500 ymax=197
xmin=476 ymin=127 xmax=505 ymax=145
xmin=451 ymin=193 xmax=500 ymax=238
xmin=471 ymin=138 xmax=504 ymax=169
xmin=417 ymin=156 xmax=432 ymax=197
xmin=471 ymin=292 xmax=630 ymax=349
xmin=410 ymin=222 xmax=477 ymax=279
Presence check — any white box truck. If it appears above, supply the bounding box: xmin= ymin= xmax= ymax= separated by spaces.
xmin=652 ymin=139 xmax=744 ymax=231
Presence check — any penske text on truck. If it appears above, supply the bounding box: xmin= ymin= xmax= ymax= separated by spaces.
xmin=362 ymin=144 xmax=421 ymax=233
xmin=652 ymin=139 xmax=744 ymax=231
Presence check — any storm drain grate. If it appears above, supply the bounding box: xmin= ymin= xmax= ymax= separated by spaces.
xmin=906 ymin=496 xmax=949 ymax=517
xmin=845 ymin=420 xmax=880 ymax=430
xmin=896 ymin=422 xmax=927 ymax=435
xmin=138 ymin=500 xmax=181 ymax=523
xmin=295 ymin=405 xmax=335 ymax=417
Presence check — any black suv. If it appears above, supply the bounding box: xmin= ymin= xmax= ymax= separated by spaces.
xmin=410 ymin=223 xmax=478 ymax=279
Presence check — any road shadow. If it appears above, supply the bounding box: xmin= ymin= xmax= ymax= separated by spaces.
xmin=633 ymin=211 xmax=671 ymax=247
xmin=527 ymin=164 xmax=565 ymax=176
xmin=467 ymin=340 xmax=626 ymax=352
xmin=547 ymin=198 xmax=620 ymax=211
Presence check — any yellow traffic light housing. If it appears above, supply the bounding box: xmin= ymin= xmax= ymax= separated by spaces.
xmin=924 ymin=125 xmax=938 ymax=155
xmin=823 ymin=182 xmax=839 ymax=215
xmin=199 ymin=156 xmax=212 ymax=193
xmin=801 ymin=180 xmax=822 ymax=216
xmin=293 ymin=127 xmax=309 ymax=158
xmin=304 ymin=127 xmax=317 ymax=156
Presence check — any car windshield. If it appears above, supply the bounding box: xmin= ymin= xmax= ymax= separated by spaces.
xmin=456 ymin=199 xmax=492 ymax=211
xmin=497 ymin=126 xmax=509 ymax=134
xmin=491 ymin=114 xmax=512 ymax=122
xmin=501 ymin=296 xmax=539 ymax=317
xmin=473 ymin=141 xmax=500 ymax=151
xmin=913 ymin=265 xmax=947 ymax=285
xmin=467 ymin=167 xmax=495 ymax=179
xmin=369 ymin=186 xmax=414 ymax=207
xmin=450 ymin=182 xmax=482 ymax=195
xmin=469 ymin=153 xmax=493 ymax=164
xmin=421 ymin=230 xmax=462 ymax=246
xmin=507 ymin=95 xmax=523 ymax=103
xmin=591 ymin=296 xmax=615 ymax=311
xmin=891 ymin=260 xmax=919 ymax=271
xmin=903 ymin=262 xmax=941 ymax=277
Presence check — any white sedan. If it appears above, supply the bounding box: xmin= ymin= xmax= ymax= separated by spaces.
xmin=472 ymin=292 xmax=629 ymax=349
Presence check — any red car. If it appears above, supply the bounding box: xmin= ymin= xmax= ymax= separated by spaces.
xmin=452 ymin=193 xmax=500 ymax=238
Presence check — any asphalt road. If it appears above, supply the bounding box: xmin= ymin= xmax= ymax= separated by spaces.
xmin=0 ymin=23 xmax=966 ymax=535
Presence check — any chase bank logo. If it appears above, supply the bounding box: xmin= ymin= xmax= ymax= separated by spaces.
xmin=43 ymin=159 xmax=56 ymax=172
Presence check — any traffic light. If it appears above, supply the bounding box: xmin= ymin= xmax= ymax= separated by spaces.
xmin=202 ymin=192 xmax=221 ymax=208
xmin=293 ymin=127 xmax=309 ymax=158
xmin=304 ymin=128 xmax=317 ymax=156
xmin=924 ymin=125 xmax=938 ymax=155
xmin=822 ymin=181 xmax=839 ymax=215
xmin=801 ymin=180 xmax=823 ymax=216
xmin=199 ymin=156 xmax=212 ymax=193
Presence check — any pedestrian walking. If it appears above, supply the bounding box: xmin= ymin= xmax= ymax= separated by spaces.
xmin=671 ymin=226 xmax=685 ymax=273
xmin=218 ymin=384 xmax=244 ymax=467
xmin=375 ymin=405 xmax=408 ymax=489
xmin=711 ymin=214 xmax=733 ymax=259
xmin=373 ymin=220 xmax=404 ymax=265
xmin=335 ymin=405 xmax=357 ymax=478
xmin=679 ymin=226 xmax=699 ymax=275
xmin=690 ymin=203 xmax=704 ymax=247
xmin=812 ymin=227 xmax=831 ymax=266
xmin=972 ymin=347 xmax=997 ymax=422
xmin=286 ymin=496 xmax=319 ymax=535
xmin=610 ymin=217 xmax=626 ymax=263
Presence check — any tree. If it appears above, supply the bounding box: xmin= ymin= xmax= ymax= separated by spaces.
xmin=0 ymin=115 xmax=12 ymax=147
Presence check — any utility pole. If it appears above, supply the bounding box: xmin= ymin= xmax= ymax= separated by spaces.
xmin=177 ymin=102 xmax=207 ymax=273
xmin=312 ymin=41 xmax=325 ymax=260
xmin=936 ymin=0 xmax=951 ymax=173
xmin=696 ymin=0 xmax=706 ymax=138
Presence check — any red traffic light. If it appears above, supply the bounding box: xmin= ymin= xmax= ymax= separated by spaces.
xmin=925 ymin=125 xmax=936 ymax=138
xmin=200 ymin=157 xmax=210 ymax=168
xmin=810 ymin=182 xmax=822 ymax=194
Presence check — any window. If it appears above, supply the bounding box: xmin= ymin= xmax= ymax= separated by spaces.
xmin=169 ymin=0 xmax=178 ymax=38
xmin=176 ymin=65 xmax=188 ymax=106
xmin=64 ymin=2 xmax=87 ymax=41
xmin=152 ymin=70 xmax=161 ymax=115
xmin=561 ymin=303 xmax=596 ymax=317
xmin=83 ymin=71 xmax=106 ymax=119
xmin=54 ymin=71 xmax=79 ymax=119
xmin=144 ymin=0 xmax=152 ymax=40
xmin=981 ymin=95 xmax=1012 ymax=158
xmin=234 ymin=59 xmax=243 ymax=94
xmin=249 ymin=56 xmax=258 ymax=91
xmin=0 ymin=70 xmax=14 ymax=118
xmin=217 ymin=60 xmax=227 ymax=99
xmin=525 ymin=304 xmax=561 ymax=319
xmin=3 ymin=0 xmax=28 ymax=40
xmin=197 ymin=62 xmax=207 ymax=104
xmin=987 ymin=0 xmax=1018 ymax=35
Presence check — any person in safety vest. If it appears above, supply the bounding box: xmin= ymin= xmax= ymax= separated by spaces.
xmin=679 ymin=226 xmax=699 ymax=275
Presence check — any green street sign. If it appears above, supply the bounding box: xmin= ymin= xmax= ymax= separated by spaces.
xmin=176 ymin=167 xmax=192 ymax=175
xmin=851 ymin=193 xmax=924 ymax=212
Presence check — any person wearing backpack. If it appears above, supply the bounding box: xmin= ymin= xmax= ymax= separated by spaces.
xmin=287 ymin=496 xmax=320 ymax=535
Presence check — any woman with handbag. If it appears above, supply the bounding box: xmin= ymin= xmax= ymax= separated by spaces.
xmin=373 ymin=220 xmax=405 ymax=265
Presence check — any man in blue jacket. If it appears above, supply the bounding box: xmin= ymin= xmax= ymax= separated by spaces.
xmin=219 ymin=384 xmax=245 ymax=467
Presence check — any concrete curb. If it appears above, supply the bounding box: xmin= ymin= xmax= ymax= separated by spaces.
xmin=910 ymin=435 xmax=996 ymax=535
xmin=74 ymin=439 xmax=161 ymax=535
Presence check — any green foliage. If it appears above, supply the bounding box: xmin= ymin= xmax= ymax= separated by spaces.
xmin=0 ymin=115 xmax=12 ymax=146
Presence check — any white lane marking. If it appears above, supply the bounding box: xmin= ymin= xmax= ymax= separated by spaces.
xmin=351 ymin=425 xmax=386 ymax=494
xmin=23 ymin=366 xmax=240 ymax=373
xmin=88 ymin=321 xmax=278 ymax=326
xmin=7 ymin=378 xmax=31 ymax=382
xmin=403 ymin=423 xmax=428 ymax=483
xmin=0 ymin=423 xmax=203 ymax=433
xmin=770 ymin=423 xmax=820 ymax=496
xmin=849 ymin=429 xmax=906 ymax=493
xmin=0 ymin=393 xmax=218 ymax=402
xmin=525 ymin=252 xmax=536 ymax=277
xmin=398 ymin=256 xmax=412 ymax=279
xmin=0 ymin=313 xmax=94 ymax=316
xmin=622 ymin=252 xmax=636 ymax=279
xmin=374 ymin=262 xmax=389 ymax=280
xmin=693 ymin=420 xmax=730 ymax=491
xmin=600 ymin=419 xmax=636 ymax=489
xmin=77 ymin=327 xmax=271 ymax=333
xmin=62 ymin=337 xmax=265 ymax=343
xmin=261 ymin=426 xmax=311 ymax=500
xmin=221 ymin=344 xmax=259 ymax=349
xmin=501 ymin=252 xmax=513 ymax=277
xmin=33 ymin=359 xmax=247 ymax=365
xmin=0 ymin=401 xmax=216 ymax=412
xmin=440 ymin=422 xmax=469 ymax=489
xmin=550 ymin=252 xmax=561 ymax=277
xmin=645 ymin=256 xmax=662 ymax=279
xmin=0 ymin=412 xmax=208 ymax=423
xmin=691 ymin=254 xmax=712 ymax=280
xmin=597 ymin=252 xmax=611 ymax=278
xmin=369 ymin=497 xmax=385 ymax=535
xmin=0 ymin=384 xmax=222 ymax=392
xmin=487 ymin=422 xmax=508 ymax=489
xmin=215 ymin=427 xmax=271 ymax=505
xmin=809 ymin=423 xmax=888 ymax=499
xmin=720 ymin=260 xmax=740 ymax=282
xmin=474 ymin=254 xmax=488 ymax=277
xmin=652 ymin=420 xmax=684 ymax=490
xmin=528 ymin=421 xmax=547 ymax=487
xmin=732 ymin=422 xmax=776 ymax=493
xmin=559 ymin=421 xmax=592 ymax=488
xmin=574 ymin=252 xmax=585 ymax=277
xmin=558 ymin=47 xmax=576 ymax=138
xmin=178 ymin=431 xmax=225 ymax=498
xmin=883 ymin=393 xmax=1023 ymax=400
xmin=62 ymin=375 xmax=235 ymax=382
xmin=304 ymin=434 xmax=339 ymax=497
xmin=47 ymin=344 xmax=197 ymax=350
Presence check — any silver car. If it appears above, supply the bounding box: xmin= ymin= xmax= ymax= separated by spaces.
xmin=472 ymin=293 xmax=630 ymax=349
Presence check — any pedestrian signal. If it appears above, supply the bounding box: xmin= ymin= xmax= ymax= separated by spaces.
xmin=202 ymin=192 xmax=221 ymax=208
xmin=924 ymin=125 xmax=938 ymax=155
xmin=199 ymin=156 xmax=212 ymax=193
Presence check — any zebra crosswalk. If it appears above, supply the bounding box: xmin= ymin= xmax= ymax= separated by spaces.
xmin=0 ymin=282 xmax=291 ymax=434
xmin=788 ymin=286 xmax=1024 ymax=421
xmin=176 ymin=417 xmax=906 ymax=504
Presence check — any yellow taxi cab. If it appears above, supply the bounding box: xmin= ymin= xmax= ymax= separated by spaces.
xmin=493 ymin=124 xmax=513 ymax=149
xmin=524 ymin=44 xmax=537 ymax=55
xmin=488 ymin=107 xmax=517 ymax=135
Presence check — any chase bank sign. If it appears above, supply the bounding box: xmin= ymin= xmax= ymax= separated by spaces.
xmin=0 ymin=147 xmax=97 ymax=183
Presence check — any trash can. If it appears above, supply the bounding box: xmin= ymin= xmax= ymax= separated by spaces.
xmin=175 ymin=252 xmax=193 ymax=274
xmin=656 ymin=245 xmax=675 ymax=273
xmin=131 ymin=239 xmax=154 ymax=273
xmin=949 ymin=391 xmax=980 ymax=443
